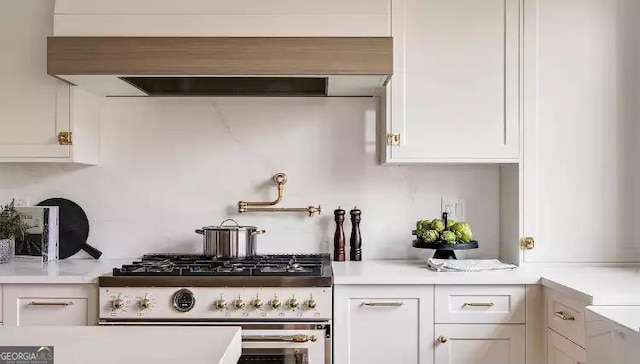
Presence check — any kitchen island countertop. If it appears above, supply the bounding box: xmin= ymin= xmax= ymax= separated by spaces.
xmin=0 ymin=326 xmax=242 ymax=364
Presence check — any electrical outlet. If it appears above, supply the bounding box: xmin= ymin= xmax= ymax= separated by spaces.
xmin=441 ymin=198 xmax=466 ymax=222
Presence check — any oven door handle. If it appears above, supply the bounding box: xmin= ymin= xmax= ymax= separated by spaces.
xmin=243 ymin=334 xmax=317 ymax=343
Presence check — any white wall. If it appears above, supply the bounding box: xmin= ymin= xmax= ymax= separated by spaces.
xmin=0 ymin=98 xmax=500 ymax=259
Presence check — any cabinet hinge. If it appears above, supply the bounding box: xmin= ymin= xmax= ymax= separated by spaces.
xmin=386 ymin=133 xmax=401 ymax=146
xmin=520 ymin=237 xmax=535 ymax=250
xmin=58 ymin=132 xmax=73 ymax=146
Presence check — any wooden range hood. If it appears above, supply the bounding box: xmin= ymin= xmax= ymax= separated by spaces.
xmin=47 ymin=37 xmax=392 ymax=97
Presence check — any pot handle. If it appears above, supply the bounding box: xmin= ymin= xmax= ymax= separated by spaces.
xmin=251 ymin=229 xmax=266 ymax=236
xmin=219 ymin=219 xmax=240 ymax=227
xmin=195 ymin=229 xmax=204 ymax=235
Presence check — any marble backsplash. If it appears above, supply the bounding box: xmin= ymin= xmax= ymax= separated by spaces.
xmin=0 ymin=97 xmax=499 ymax=259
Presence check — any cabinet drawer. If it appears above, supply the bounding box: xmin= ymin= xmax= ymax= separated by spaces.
xmin=547 ymin=328 xmax=586 ymax=364
xmin=435 ymin=285 xmax=525 ymax=323
xmin=2 ymin=284 xmax=96 ymax=326
xmin=546 ymin=289 xmax=587 ymax=348
xmin=18 ymin=297 xmax=88 ymax=326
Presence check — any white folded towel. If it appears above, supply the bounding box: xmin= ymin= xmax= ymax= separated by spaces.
xmin=427 ymin=258 xmax=517 ymax=272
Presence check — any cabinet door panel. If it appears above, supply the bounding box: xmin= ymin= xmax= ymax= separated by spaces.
xmin=523 ymin=0 xmax=640 ymax=262
xmin=387 ymin=0 xmax=519 ymax=162
xmin=548 ymin=329 xmax=586 ymax=364
xmin=349 ymin=298 xmax=420 ymax=363
xmin=334 ymin=285 xmax=434 ymax=364
xmin=0 ymin=0 xmax=70 ymax=150
xmin=434 ymin=324 xmax=525 ymax=364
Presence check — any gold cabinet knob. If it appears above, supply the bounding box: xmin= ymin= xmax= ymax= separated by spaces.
xmin=520 ymin=237 xmax=535 ymax=250
xmin=437 ymin=336 xmax=448 ymax=344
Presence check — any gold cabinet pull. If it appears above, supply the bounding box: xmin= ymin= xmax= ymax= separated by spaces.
xmin=554 ymin=311 xmax=575 ymax=321
xmin=57 ymin=131 xmax=73 ymax=145
xmin=242 ymin=334 xmax=317 ymax=343
xmin=362 ymin=302 xmax=404 ymax=307
xmin=28 ymin=301 xmax=74 ymax=307
xmin=437 ymin=336 xmax=448 ymax=344
xmin=463 ymin=302 xmax=495 ymax=307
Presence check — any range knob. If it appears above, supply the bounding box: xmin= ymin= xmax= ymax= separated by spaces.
xmin=251 ymin=299 xmax=263 ymax=309
xmin=270 ymin=299 xmax=282 ymax=309
xmin=288 ymin=298 xmax=299 ymax=310
xmin=138 ymin=298 xmax=151 ymax=310
xmin=234 ymin=299 xmax=246 ymax=310
xmin=214 ymin=299 xmax=227 ymax=310
xmin=112 ymin=298 xmax=124 ymax=310
xmin=306 ymin=299 xmax=317 ymax=310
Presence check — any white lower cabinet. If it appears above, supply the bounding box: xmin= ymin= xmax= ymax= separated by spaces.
xmin=2 ymin=284 xmax=97 ymax=326
xmin=434 ymin=324 xmax=525 ymax=364
xmin=547 ymin=329 xmax=586 ymax=364
xmin=334 ymin=284 xmax=530 ymax=364
xmin=334 ymin=285 xmax=434 ymax=364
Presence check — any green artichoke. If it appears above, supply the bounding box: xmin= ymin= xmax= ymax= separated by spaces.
xmin=421 ymin=229 xmax=439 ymax=243
xmin=451 ymin=222 xmax=473 ymax=243
xmin=441 ymin=230 xmax=457 ymax=244
xmin=430 ymin=219 xmax=444 ymax=232
xmin=446 ymin=219 xmax=456 ymax=229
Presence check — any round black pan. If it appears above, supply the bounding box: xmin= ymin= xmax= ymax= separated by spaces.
xmin=37 ymin=198 xmax=102 ymax=259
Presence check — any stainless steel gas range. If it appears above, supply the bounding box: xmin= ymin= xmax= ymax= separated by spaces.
xmin=99 ymin=254 xmax=333 ymax=364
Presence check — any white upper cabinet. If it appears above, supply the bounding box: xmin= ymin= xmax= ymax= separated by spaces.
xmin=0 ymin=0 xmax=101 ymax=164
xmin=380 ymin=0 xmax=520 ymax=163
xmin=521 ymin=0 xmax=640 ymax=262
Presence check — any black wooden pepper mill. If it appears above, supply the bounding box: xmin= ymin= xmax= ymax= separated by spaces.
xmin=349 ymin=207 xmax=362 ymax=261
xmin=333 ymin=207 xmax=346 ymax=261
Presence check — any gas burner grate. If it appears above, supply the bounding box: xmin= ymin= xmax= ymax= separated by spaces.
xmin=112 ymin=254 xmax=329 ymax=277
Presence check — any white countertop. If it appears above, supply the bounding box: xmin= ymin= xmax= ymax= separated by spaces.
xmin=0 ymin=326 xmax=242 ymax=364
xmin=333 ymin=260 xmax=640 ymax=304
xmin=587 ymin=306 xmax=640 ymax=333
xmin=332 ymin=260 xmax=544 ymax=285
xmin=0 ymin=258 xmax=132 ymax=284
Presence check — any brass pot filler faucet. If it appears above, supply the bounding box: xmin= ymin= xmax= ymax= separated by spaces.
xmin=238 ymin=173 xmax=322 ymax=217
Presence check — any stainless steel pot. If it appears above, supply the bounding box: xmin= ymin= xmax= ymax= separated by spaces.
xmin=195 ymin=219 xmax=266 ymax=258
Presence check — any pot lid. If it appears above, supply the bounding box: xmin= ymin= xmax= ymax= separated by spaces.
xmin=202 ymin=219 xmax=257 ymax=231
